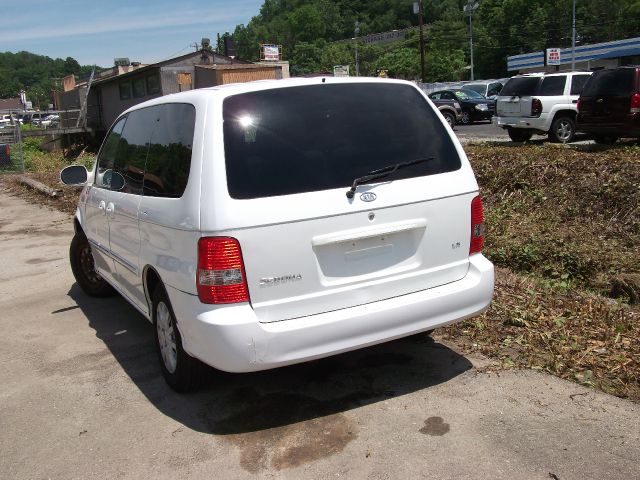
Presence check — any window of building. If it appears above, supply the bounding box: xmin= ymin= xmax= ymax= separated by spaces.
xmin=143 ymin=103 xmax=195 ymax=198
xmin=132 ymin=77 xmax=146 ymax=98
xmin=119 ymin=82 xmax=132 ymax=100
xmin=146 ymin=74 xmax=161 ymax=95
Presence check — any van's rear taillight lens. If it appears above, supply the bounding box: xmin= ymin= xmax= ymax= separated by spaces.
xmin=630 ymin=93 xmax=640 ymax=113
xmin=531 ymin=98 xmax=543 ymax=117
xmin=197 ymin=237 xmax=249 ymax=304
xmin=576 ymin=99 xmax=581 ymax=112
xmin=470 ymin=196 xmax=484 ymax=255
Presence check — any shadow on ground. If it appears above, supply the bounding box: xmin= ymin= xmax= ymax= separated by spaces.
xmin=67 ymin=284 xmax=473 ymax=437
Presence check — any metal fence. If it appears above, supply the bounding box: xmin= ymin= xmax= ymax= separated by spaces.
xmin=0 ymin=124 xmax=24 ymax=172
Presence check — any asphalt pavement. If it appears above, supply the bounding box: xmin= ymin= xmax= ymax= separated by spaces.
xmin=1 ymin=187 xmax=639 ymax=480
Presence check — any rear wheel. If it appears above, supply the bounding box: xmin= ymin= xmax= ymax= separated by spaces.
xmin=442 ymin=111 xmax=456 ymax=127
xmin=69 ymin=232 xmax=115 ymax=297
xmin=549 ymin=116 xmax=575 ymax=143
xmin=593 ymin=135 xmax=618 ymax=145
xmin=153 ymin=285 xmax=206 ymax=392
xmin=507 ymin=128 xmax=533 ymax=142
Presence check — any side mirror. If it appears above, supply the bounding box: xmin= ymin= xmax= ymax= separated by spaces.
xmin=102 ymin=169 xmax=126 ymax=191
xmin=60 ymin=165 xmax=88 ymax=185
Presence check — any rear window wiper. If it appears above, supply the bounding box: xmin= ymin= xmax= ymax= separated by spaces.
xmin=346 ymin=157 xmax=434 ymax=199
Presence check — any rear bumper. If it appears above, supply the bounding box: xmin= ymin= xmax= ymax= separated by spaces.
xmin=167 ymin=254 xmax=495 ymax=373
xmin=577 ymin=118 xmax=640 ymax=138
xmin=493 ymin=114 xmax=550 ymax=132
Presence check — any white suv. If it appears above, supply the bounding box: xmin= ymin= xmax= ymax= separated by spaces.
xmin=61 ymin=77 xmax=494 ymax=391
xmin=493 ymin=72 xmax=592 ymax=143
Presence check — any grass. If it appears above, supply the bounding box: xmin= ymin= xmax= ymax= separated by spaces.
xmin=3 ymin=140 xmax=639 ymax=401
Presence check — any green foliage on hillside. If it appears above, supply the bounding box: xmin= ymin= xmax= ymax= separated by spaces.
xmin=0 ymin=51 xmax=94 ymax=108
xmin=231 ymin=0 xmax=640 ymax=80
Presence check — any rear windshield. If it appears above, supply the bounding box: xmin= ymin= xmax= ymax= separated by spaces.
xmin=223 ymin=83 xmax=461 ymax=199
xmin=582 ymin=68 xmax=636 ymax=96
xmin=500 ymin=77 xmax=541 ymax=96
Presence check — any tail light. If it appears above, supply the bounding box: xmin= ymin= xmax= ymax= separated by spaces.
xmin=531 ymin=98 xmax=543 ymax=117
xmin=197 ymin=237 xmax=249 ymax=304
xmin=576 ymin=99 xmax=581 ymax=112
xmin=470 ymin=195 xmax=484 ymax=255
xmin=6 ymin=145 xmax=10 ymax=156
xmin=631 ymin=93 xmax=640 ymax=113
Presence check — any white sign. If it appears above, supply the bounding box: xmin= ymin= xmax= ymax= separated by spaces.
xmin=333 ymin=65 xmax=350 ymax=77
xmin=546 ymin=48 xmax=561 ymax=65
xmin=262 ymin=45 xmax=280 ymax=61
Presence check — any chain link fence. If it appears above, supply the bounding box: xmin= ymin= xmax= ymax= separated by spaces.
xmin=0 ymin=124 xmax=24 ymax=172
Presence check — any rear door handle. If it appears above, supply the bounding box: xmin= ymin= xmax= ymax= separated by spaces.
xmin=98 ymin=200 xmax=106 ymax=214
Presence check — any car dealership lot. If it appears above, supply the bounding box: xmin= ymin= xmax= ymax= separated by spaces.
xmin=1 ymin=189 xmax=639 ymax=480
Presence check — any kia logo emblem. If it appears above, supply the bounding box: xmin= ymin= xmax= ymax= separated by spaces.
xmin=360 ymin=192 xmax=377 ymax=202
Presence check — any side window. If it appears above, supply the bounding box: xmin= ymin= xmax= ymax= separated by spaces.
xmin=143 ymin=103 xmax=195 ymax=198
xmin=570 ymin=75 xmax=590 ymax=95
xmin=112 ymin=106 xmax=161 ymax=195
xmin=488 ymin=83 xmax=502 ymax=96
xmin=96 ymin=117 xmax=127 ymax=188
xmin=538 ymin=76 xmax=567 ymax=96
xmin=430 ymin=93 xmax=441 ymax=100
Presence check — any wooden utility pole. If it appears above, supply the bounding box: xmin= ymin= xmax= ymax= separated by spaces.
xmin=418 ymin=1 xmax=425 ymax=82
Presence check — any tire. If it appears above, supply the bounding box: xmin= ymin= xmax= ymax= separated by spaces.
xmin=548 ymin=116 xmax=575 ymax=143
xmin=152 ymin=285 xmax=206 ymax=392
xmin=69 ymin=232 xmax=115 ymax=297
xmin=593 ymin=135 xmax=618 ymax=145
xmin=442 ymin=111 xmax=456 ymax=127
xmin=507 ymin=128 xmax=533 ymax=142
xmin=461 ymin=110 xmax=473 ymax=125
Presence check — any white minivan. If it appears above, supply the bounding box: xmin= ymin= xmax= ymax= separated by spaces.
xmin=61 ymin=77 xmax=494 ymax=391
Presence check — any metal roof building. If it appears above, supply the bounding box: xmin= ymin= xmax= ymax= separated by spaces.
xmin=507 ymin=37 xmax=640 ymax=73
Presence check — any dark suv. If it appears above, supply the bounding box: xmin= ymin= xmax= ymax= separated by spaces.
xmin=577 ymin=66 xmax=640 ymax=144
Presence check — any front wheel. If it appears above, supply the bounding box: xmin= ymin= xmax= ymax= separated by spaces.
xmin=549 ymin=116 xmax=575 ymax=143
xmin=69 ymin=233 xmax=115 ymax=297
xmin=442 ymin=111 xmax=456 ymax=128
xmin=461 ymin=111 xmax=473 ymax=125
xmin=153 ymin=285 xmax=206 ymax=392
xmin=507 ymin=128 xmax=533 ymax=142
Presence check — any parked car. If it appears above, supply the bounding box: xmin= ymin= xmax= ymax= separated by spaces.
xmin=40 ymin=114 xmax=60 ymax=128
xmin=493 ymin=71 xmax=592 ymax=143
xmin=577 ymin=66 xmax=640 ymax=144
xmin=429 ymin=89 xmax=494 ymax=124
xmin=430 ymin=97 xmax=463 ymax=126
xmin=60 ymin=78 xmax=494 ymax=392
xmin=0 ymin=114 xmax=20 ymax=127
xmin=464 ymin=81 xmax=504 ymax=100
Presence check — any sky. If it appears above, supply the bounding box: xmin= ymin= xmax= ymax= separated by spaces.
xmin=1 ymin=0 xmax=265 ymax=67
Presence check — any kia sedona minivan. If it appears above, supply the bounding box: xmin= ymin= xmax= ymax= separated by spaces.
xmin=61 ymin=78 xmax=494 ymax=392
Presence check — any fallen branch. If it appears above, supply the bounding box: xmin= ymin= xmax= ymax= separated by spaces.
xmin=18 ymin=175 xmax=63 ymax=198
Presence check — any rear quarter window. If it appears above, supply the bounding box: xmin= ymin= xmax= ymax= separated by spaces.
xmin=223 ymin=83 xmax=461 ymax=199
xmin=500 ymin=77 xmax=541 ymax=96
xmin=582 ymin=69 xmax=636 ymax=96
xmin=570 ymin=75 xmax=591 ymax=95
